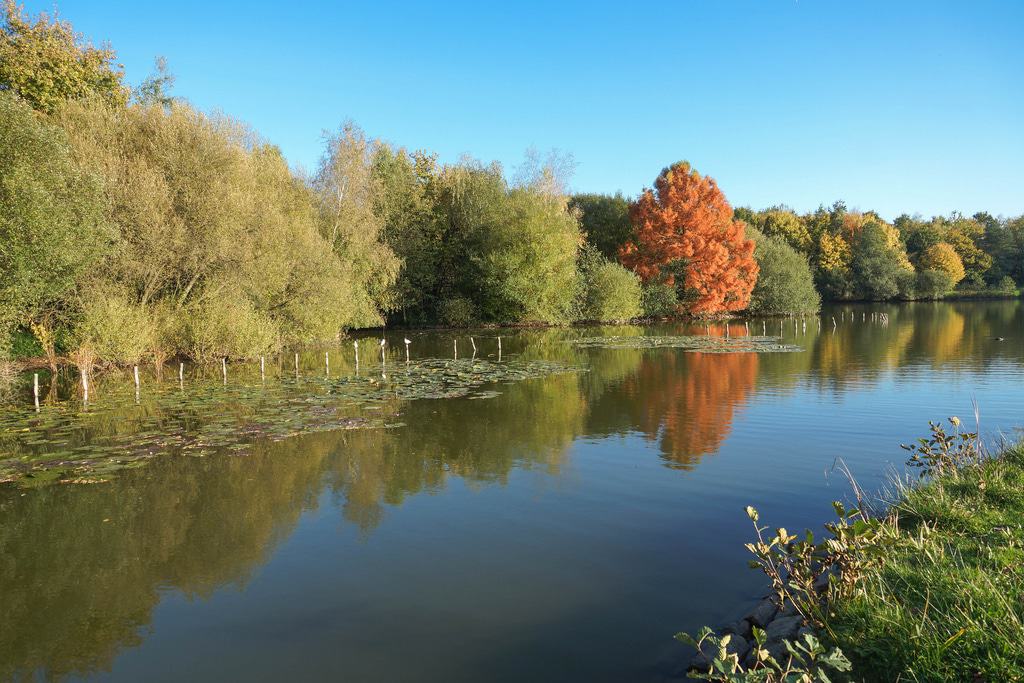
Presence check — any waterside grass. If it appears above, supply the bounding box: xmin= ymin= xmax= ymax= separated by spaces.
xmin=824 ymin=440 xmax=1024 ymax=681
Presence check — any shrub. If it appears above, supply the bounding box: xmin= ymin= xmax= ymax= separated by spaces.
xmin=915 ymin=269 xmax=954 ymax=300
xmin=74 ymin=290 xmax=156 ymax=365
xmin=959 ymin=272 xmax=985 ymax=291
xmin=437 ymin=297 xmax=476 ymax=328
xmin=996 ymin=275 xmax=1017 ymax=294
xmin=747 ymin=229 xmax=820 ymax=314
xmin=576 ymin=244 xmax=642 ymax=321
xmin=180 ymin=296 xmax=279 ymax=361
xmin=640 ymin=282 xmax=678 ymax=317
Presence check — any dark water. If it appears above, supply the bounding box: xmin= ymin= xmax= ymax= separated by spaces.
xmin=1 ymin=301 xmax=1023 ymax=682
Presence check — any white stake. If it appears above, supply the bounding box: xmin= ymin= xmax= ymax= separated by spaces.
xmin=81 ymin=367 xmax=89 ymax=403
xmin=325 ymin=351 xmax=330 ymax=375
xmin=179 ymin=362 xmax=184 ymax=382
xmin=222 ymin=357 xmax=227 ymax=384
xmin=134 ymin=365 xmax=140 ymax=388
xmin=454 ymin=338 xmax=458 ymax=360
xmin=763 ymin=320 xmax=766 ymax=336
xmin=33 ymin=373 xmax=39 ymax=411
xmin=497 ymin=336 xmax=502 ymax=361
xmin=404 ymin=338 xmax=411 ymax=363
xmin=745 ymin=321 xmax=750 ymax=336
xmin=353 ymin=340 xmax=359 ymax=371
xmin=295 ymin=352 xmax=299 ymax=376
xmin=261 ymin=356 xmax=265 ymax=381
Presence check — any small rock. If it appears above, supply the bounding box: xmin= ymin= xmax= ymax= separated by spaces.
xmin=746 ymin=598 xmax=778 ymax=628
xmin=764 ymin=638 xmax=793 ymax=665
xmin=723 ymin=618 xmax=751 ymax=638
xmin=689 ymin=633 xmax=751 ymax=671
xmin=765 ymin=615 xmax=803 ymax=642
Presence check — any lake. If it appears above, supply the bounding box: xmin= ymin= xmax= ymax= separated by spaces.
xmin=1 ymin=301 xmax=1022 ymax=682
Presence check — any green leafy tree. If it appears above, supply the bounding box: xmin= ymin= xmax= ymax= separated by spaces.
xmin=315 ymin=123 xmax=402 ymax=325
xmin=133 ymin=56 xmax=175 ymax=107
xmin=851 ymin=221 xmax=908 ymax=300
xmin=747 ymin=228 xmax=820 ymax=314
xmin=478 ymin=185 xmax=582 ymax=323
xmin=740 ymin=206 xmax=813 ymax=253
xmin=569 ymin=192 xmax=633 ymax=259
xmin=371 ymin=146 xmax=440 ymax=325
xmin=0 ymin=92 xmax=110 ymax=363
xmin=0 ymin=0 xmax=128 ymax=113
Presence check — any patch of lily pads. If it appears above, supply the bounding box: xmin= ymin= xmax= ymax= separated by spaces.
xmin=0 ymin=357 xmax=579 ymax=488
xmin=571 ymin=335 xmax=801 ymax=353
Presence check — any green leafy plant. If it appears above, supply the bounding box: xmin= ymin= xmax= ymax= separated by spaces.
xmin=678 ymin=627 xmax=851 ymax=682
xmin=743 ymin=501 xmax=896 ymax=631
xmin=901 ymin=416 xmax=980 ymax=478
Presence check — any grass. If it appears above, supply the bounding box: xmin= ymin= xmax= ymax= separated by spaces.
xmin=825 ymin=442 xmax=1024 ymax=682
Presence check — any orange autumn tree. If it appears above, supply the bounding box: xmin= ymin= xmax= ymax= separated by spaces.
xmin=619 ymin=161 xmax=758 ymax=314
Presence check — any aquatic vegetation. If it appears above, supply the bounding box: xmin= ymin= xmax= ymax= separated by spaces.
xmin=571 ymin=335 xmax=801 ymax=353
xmin=0 ymin=358 xmax=579 ymax=487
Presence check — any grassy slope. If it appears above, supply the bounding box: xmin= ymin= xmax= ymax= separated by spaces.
xmin=826 ymin=443 xmax=1024 ymax=681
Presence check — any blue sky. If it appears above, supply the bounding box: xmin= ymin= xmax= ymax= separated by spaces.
xmin=22 ymin=0 xmax=1024 ymax=219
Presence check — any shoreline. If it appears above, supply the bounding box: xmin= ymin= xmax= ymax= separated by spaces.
xmin=680 ymin=423 xmax=1024 ymax=681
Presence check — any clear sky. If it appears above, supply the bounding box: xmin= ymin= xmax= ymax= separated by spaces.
xmin=22 ymin=0 xmax=1024 ymax=219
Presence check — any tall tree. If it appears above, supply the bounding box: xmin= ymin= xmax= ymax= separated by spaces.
xmin=620 ymin=162 xmax=757 ymax=314
xmin=0 ymin=0 xmax=128 ymax=113
xmin=919 ymin=243 xmax=966 ymax=285
xmin=569 ymin=192 xmax=633 ymax=259
xmin=0 ymin=92 xmax=110 ymax=364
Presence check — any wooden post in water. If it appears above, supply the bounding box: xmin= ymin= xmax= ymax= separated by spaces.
xmin=470 ymin=336 xmax=477 ymax=359
xmin=134 ymin=365 xmax=140 ymax=389
xmin=33 ymin=373 xmax=39 ymax=411
xmin=81 ymin=367 xmax=89 ymax=404
xmin=294 ymin=352 xmax=299 ymax=377
xmin=745 ymin=321 xmax=750 ymax=336
xmin=179 ymin=362 xmax=184 ymax=382
xmin=404 ymin=338 xmax=411 ymax=363
xmin=497 ymin=336 xmax=502 ymax=362
xmin=353 ymin=341 xmax=359 ymax=372
xmin=260 ymin=356 xmax=265 ymax=382
xmin=763 ymin=320 xmax=766 ymax=336
xmin=325 ymin=351 xmax=330 ymax=375
xmin=454 ymin=338 xmax=458 ymax=360
xmin=222 ymin=357 xmax=227 ymax=384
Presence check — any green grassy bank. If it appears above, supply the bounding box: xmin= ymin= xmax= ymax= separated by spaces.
xmin=825 ymin=439 xmax=1024 ymax=681
xmin=685 ymin=423 xmax=1024 ymax=682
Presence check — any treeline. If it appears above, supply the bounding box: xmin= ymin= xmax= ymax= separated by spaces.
xmin=2 ymin=4 xmax=1022 ymax=370
xmin=0 ymin=3 xmax=641 ymax=369
xmin=575 ymin=191 xmax=1024 ymax=312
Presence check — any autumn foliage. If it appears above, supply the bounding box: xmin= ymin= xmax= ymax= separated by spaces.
xmin=619 ymin=162 xmax=758 ymax=314
xmin=920 ymin=242 xmax=966 ymax=285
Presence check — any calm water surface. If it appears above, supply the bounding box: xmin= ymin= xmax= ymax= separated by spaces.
xmin=2 ymin=302 xmax=1023 ymax=682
